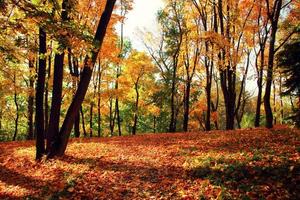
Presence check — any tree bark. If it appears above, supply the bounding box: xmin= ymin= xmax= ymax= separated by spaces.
xmin=46 ymin=0 xmax=68 ymax=153
xmin=132 ymin=82 xmax=139 ymax=135
xmin=97 ymin=64 xmax=102 ymax=137
xmin=264 ymin=0 xmax=282 ymax=129
xmin=13 ymin=74 xmax=19 ymax=141
xmin=90 ymin=102 xmax=93 ymax=137
xmin=255 ymin=48 xmax=265 ymax=127
xmin=47 ymin=53 xmax=64 ymax=150
xmin=47 ymin=0 xmax=116 ymax=157
xmin=35 ymin=27 xmax=46 ymax=160
xmin=27 ymin=58 xmax=35 ymax=140
xmin=44 ymin=42 xmax=52 ymax=137
xmin=80 ymin=106 xmax=87 ymax=137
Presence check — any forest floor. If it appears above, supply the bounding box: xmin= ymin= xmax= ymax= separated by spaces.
xmin=0 ymin=126 xmax=299 ymax=200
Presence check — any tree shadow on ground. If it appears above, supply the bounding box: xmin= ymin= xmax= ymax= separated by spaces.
xmin=187 ymin=158 xmax=300 ymax=199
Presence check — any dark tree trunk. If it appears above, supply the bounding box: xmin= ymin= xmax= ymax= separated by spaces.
xmin=205 ymin=45 xmax=213 ymax=131
xmin=27 ymin=58 xmax=35 ymax=140
xmin=115 ymin=98 xmax=121 ymax=136
xmin=255 ymin=49 xmax=264 ymax=127
xmin=68 ymin=51 xmax=81 ymax=137
xmin=279 ymin=72 xmax=284 ymax=123
xmin=153 ymin=116 xmax=156 ymax=133
xmin=47 ymin=0 xmax=116 ymax=158
xmin=109 ymin=98 xmax=115 ymax=136
xmin=218 ymin=0 xmax=236 ymax=130
xmin=45 ymin=42 xmax=52 ymax=137
xmin=35 ymin=28 xmax=46 ymax=159
xmin=0 ymin=109 xmax=2 ymax=132
xmin=273 ymin=80 xmax=277 ymax=124
xmin=235 ymin=51 xmax=250 ymax=128
xmin=80 ymin=106 xmax=87 ymax=137
xmin=47 ymin=53 xmax=64 ymax=150
xmin=90 ymin=102 xmax=93 ymax=137
xmin=132 ymin=83 xmax=139 ymax=135
xmin=169 ymin=63 xmax=177 ymax=133
xmin=183 ymin=81 xmax=191 ymax=132
xmin=264 ymin=0 xmax=282 ymax=129
xmin=220 ymin=69 xmax=236 ymax=130
xmin=13 ymin=74 xmax=19 ymax=141
xmin=46 ymin=0 xmax=68 ymax=153
xmin=97 ymin=64 xmax=102 ymax=137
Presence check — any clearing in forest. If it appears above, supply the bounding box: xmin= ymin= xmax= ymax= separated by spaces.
xmin=0 ymin=127 xmax=299 ymax=199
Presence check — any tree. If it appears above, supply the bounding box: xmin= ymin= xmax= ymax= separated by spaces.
xmin=35 ymin=27 xmax=46 ymax=160
xmin=123 ymin=50 xmax=156 ymax=135
xmin=47 ymin=0 xmax=117 ymax=158
xmin=263 ymin=0 xmax=283 ymax=128
xmin=277 ymin=30 xmax=300 ymax=127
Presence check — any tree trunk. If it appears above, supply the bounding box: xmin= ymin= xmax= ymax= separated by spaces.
xmin=46 ymin=0 xmax=68 ymax=153
xmin=255 ymin=49 xmax=264 ymax=127
xmin=27 ymin=58 xmax=35 ymax=140
xmin=153 ymin=116 xmax=156 ymax=133
xmin=264 ymin=0 xmax=282 ymax=129
xmin=169 ymin=63 xmax=177 ymax=133
xmin=183 ymin=81 xmax=191 ymax=132
xmin=132 ymin=83 xmax=139 ymax=135
xmin=273 ymin=80 xmax=277 ymax=125
xmin=47 ymin=53 xmax=64 ymax=150
xmin=47 ymin=0 xmax=116 ymax=158
xmin=0 ymin=109 xmax=2 ymax=132
xmin=90 ymin=102 xmax=93 ymax=137
xmin=80 ymin=106 xmax=87 ymax=137
xmin=13 ymin=74 xmax=19 ymax=141
xmin=279 ymin=72 xmax=284 ymax=123
xmin=115 ymin=98 xmax=121 ymax=136
xmin=109 ymin=98 xmax=115 ymax=136
xmin=97 ymin=64 xmax=102 ymax=137
xmin=205 ymin=51 xmax=212 ymax=131
xmin=45 ymin=42 xmax=52 ymax=137
xmin=35 ymin=28 xmax=46 ymax=159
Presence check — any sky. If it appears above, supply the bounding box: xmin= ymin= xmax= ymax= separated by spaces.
xmin=122 ymin=0 xmax=165 ymax=50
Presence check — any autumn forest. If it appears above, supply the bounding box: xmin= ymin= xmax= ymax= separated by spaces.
xmin=0 ymin=0 xmax=299 ymax=199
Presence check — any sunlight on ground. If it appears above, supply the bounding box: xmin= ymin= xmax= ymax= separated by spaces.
xmin=0 ymin=127 xmax=299 ymax=199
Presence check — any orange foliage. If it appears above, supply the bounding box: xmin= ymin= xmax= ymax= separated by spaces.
xmin=0 ymin=127 xmax=298 ymax=199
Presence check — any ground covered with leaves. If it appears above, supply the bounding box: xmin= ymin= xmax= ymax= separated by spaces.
xmin=0 ymin=126 xmax=299 ymax=199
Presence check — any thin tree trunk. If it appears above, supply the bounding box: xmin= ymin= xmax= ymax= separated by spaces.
xmin=90 ymin=102 xmax=93 ymax=137
xmin=13 ymin=74 xmax=19 ymax=141
xmin=255 ymin=49 xmax=265 ymax=127
xmin=80 ymin=106 xmax=87 ymax=137
xmin=44 ymin=42 xmax=52 ymax=137
xmin=0 ymin=109 xmax=2 ymax=132
xmin=169 ymin=62 xmax=177 ymax=133
xmin=183 ymin=81 xmax=191 ymax=132
xmin=153 ymin=116 xmax=156 ymax=133
xmin=35 ymin=27 xmax=46 ymax=160
xmin=97 ymin=63 xmax=102 ymax=137
xmin=273 ymin=80 xmax=277 ymax=125
xmin=132 ymin=83 xmax=139 ymax=135
xmin=27 ymin=58 xmax=35 ymax=140
xmin=279 ymin=72 xmax=284 ymax=123
xmin=109 ymin=98 xmax=115 ymax=136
